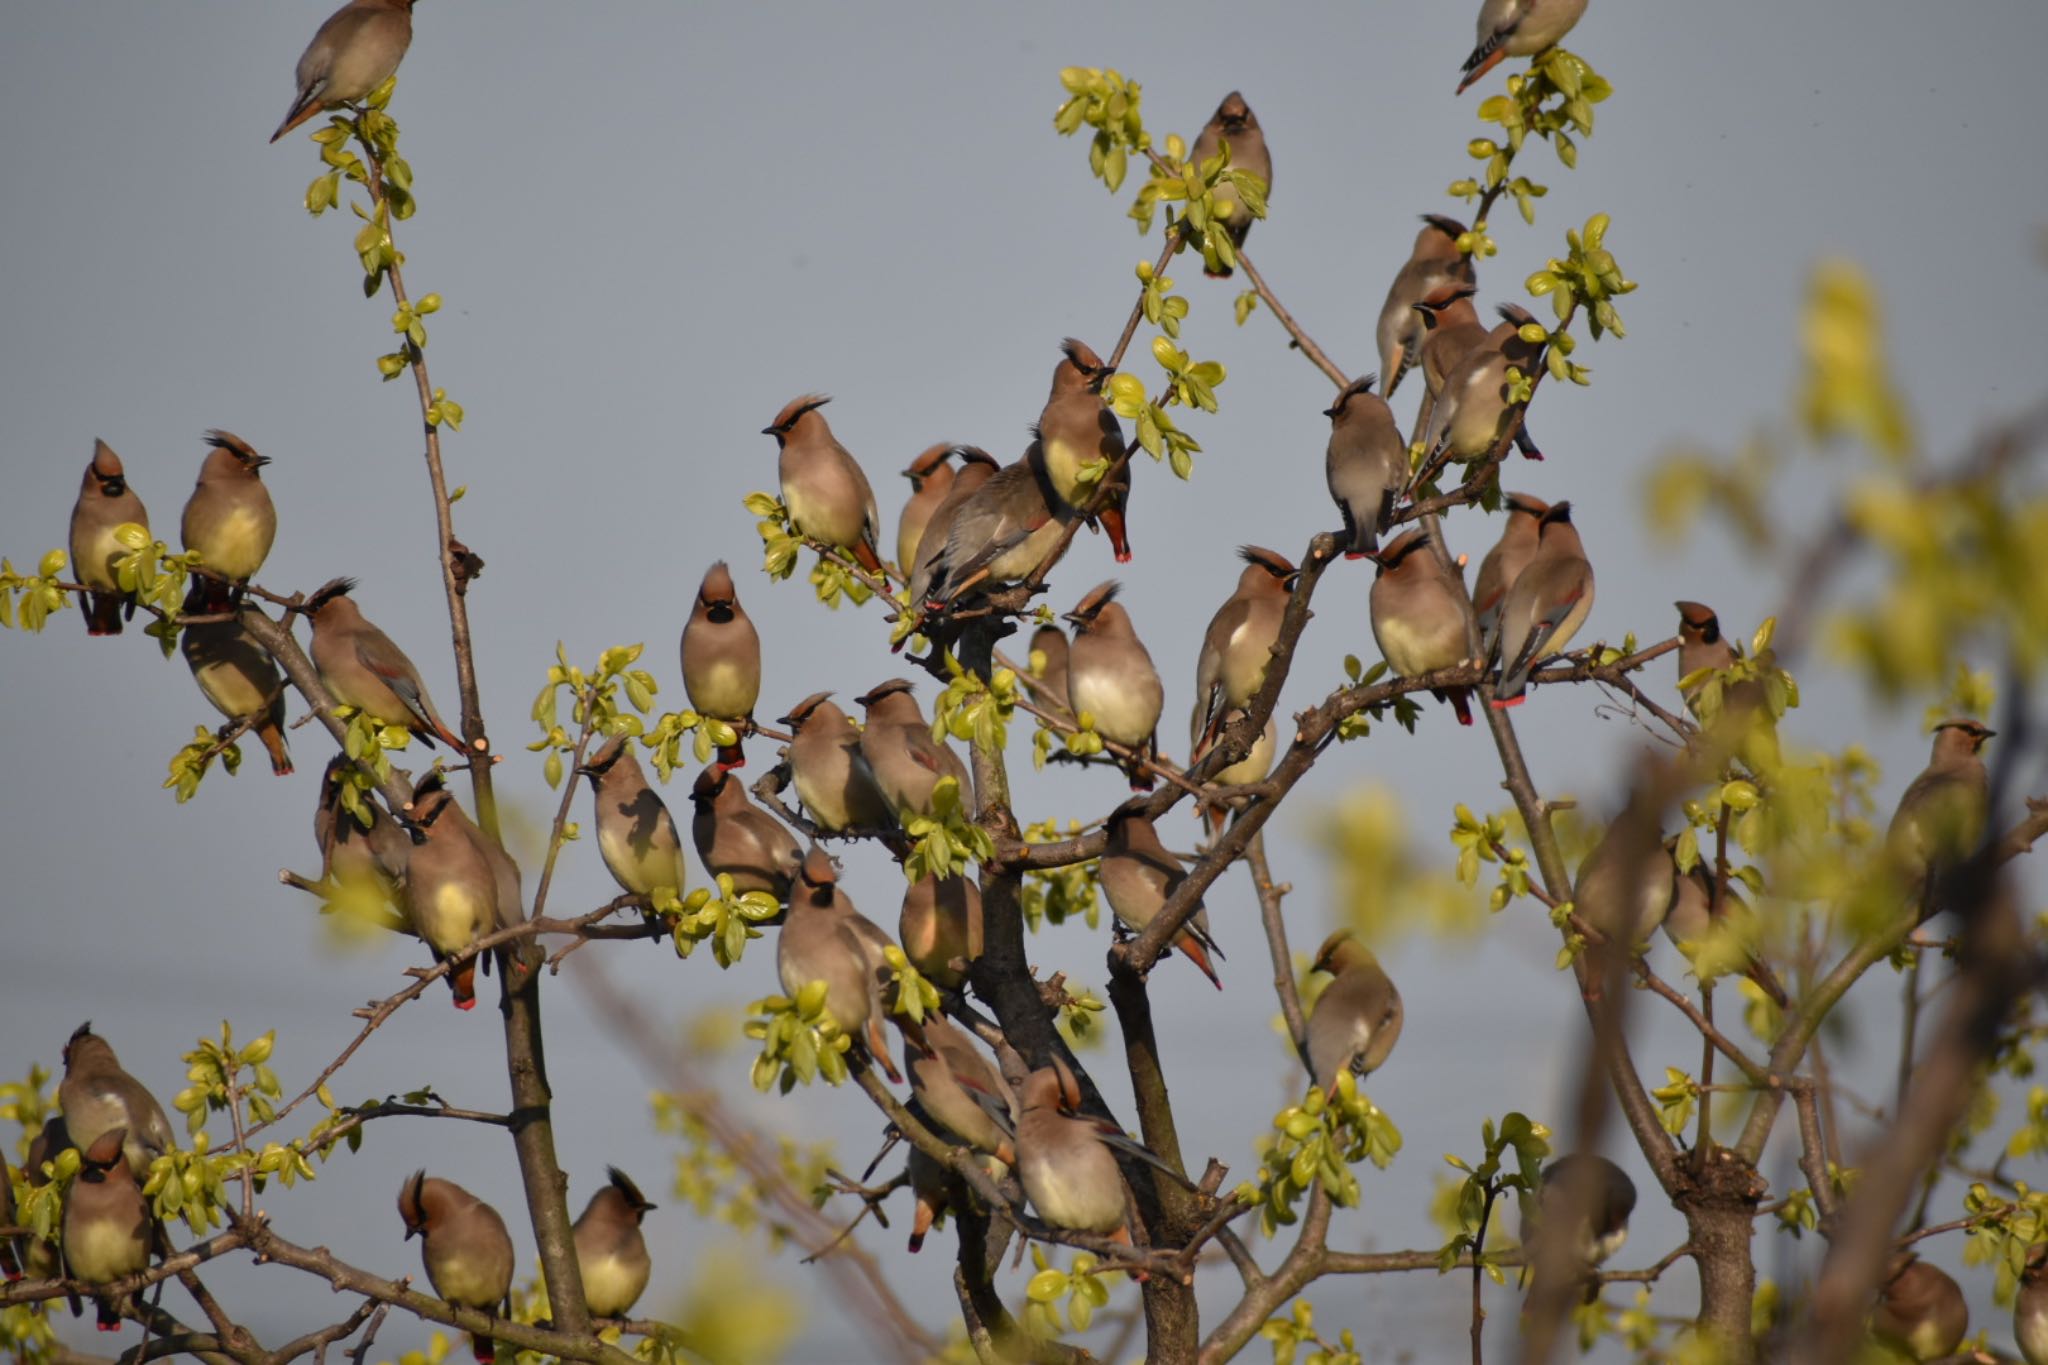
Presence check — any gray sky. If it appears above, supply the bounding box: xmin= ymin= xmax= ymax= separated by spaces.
xmin=3 ymin=2 xmax=2045 ymax=1360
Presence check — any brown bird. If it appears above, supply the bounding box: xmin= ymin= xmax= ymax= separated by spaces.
xmin=0 ymin=1152 xmax=20 ymax=1283
xmin=403 ymin=774 xmax=501 ymax=1009
xmin=1412 ymin=281 xmax=1488 ymax=414
xmin=1424 ymin=302 xmax=1548 ymax=467
xmin=1675 ymin=600 xmax=1778 ymax=767
xmin=918 ymin=418 xmax=1086 ymax=613
xmin=1034 ymin=339 xmax=1130 ymax=546
xmin=1196 ymin=709 xmax=1278 ymax=836
xmin=1325 ymin=376 xmax=1408 ymax=559
xmin=572 ymin=1167 xmax=656 ymax=1320
xmin=904 ymin=1127 xmax=952 ymax=1254
xmin=1872 ymin=1252 xmax=1969 ymax=1362
xmin=904 ymin=446 xmax=1001 ymax=608
xmin=1459 ymin=0 xmax=1590 ymax=94
xmin=907 ymin=1014 xmax=1015 ymax=1166
xmin=897 ymin=443 xmax=961 ymax=576
xmin=1306 ymin=931 xmax=1404 ymax=1098
xmin=1026 ymin=622 xmax=1072 ymax=714
xmin=69 ymin=440 xmax=150 ymax=636
xmin=1490 ymin=501 xmax=1593 ymax=707
xmin=688 ymin=764 xmax=800 ymax=899
xmin=61 ymin=1128 xmax=153 ymax=1332
xmin=1573 ymin=818 xmax=1675 ymax=948
xmin=1524 ymin=1153 xmax=1635 ymax=1301
xmin=681 ymin=561 xmax=761 ymax=770
xmin=1065 ymin=582 xmax=1164 ymax=790
xmin=59 ymin=1024 xmax=174 ymax=1182
xmin=271 ymin=0 xmax=417 ymax=143
xmin=179 ymin=579 xmax=292 ymax=774
xmin=898 ymin=872 xmax=984 ymax=990
xmin=1370 ymin=527 xmax=1475 ymax=726
xmin=1014 ymin=1061 xmax=1138 ymax=1252
xmin=763 ymin=395 xmax=886 ymax=575
xmin=1886 ymin=718 xmax=1995 ymax=902
xmin=1189 ymin=92 xmax=1271 ymax=278
xmin=180 ymin=431 xmax=276 ymax=611
xmin=780 ymin=848 xmax=901 ymax=1083
xmin=854 ymin=679 xmax=972 ymax=825
xmin=398 ymin=1172 xmax=515 ymax=1364
xmin=1471 ymin=492 xmax=1548 ymax=648
xmin=1190 ymin=546 xmax=1296 ymax=754
xmin=2017 ymin=1242 xmax=2048 ymax=1365
xmin=780 ymin=692 xmax=894 ymax=836
xmin=314 ymin=755 xmax=412 ymax=932
xmin=306 ymin=579 xmax=469 ymax=749
xmin=1100 ymin=808 xmax=1224 ymax=989
xmin=1378 ymin=216 xmax=1476 ymax=397
xmin=18 ymin=1117 xmax=71 ymax=1282
xmin=577 ymin=735 xmax=686 ymax=904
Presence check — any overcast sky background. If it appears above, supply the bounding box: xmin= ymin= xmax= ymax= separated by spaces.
xmin=3 ymin=2 xmax=2046 ymax=1360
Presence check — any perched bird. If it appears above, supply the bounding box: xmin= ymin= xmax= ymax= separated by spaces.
xmin=1661 ymin=845 xmax=1789 ymax=1004
xmin=271 ymin=0 xmax=417 ymax=143
xmin=1458 ymin=0 xmax=1590 ymax=94
xmin=1573 ymin=818 xmax=1675 ymax=948
xmin=69 ymin=440 xmax=150 ymax=637
xmin=1032 ymin=339 xmax=1129 ymax=543
xmin=681 ymin=561 xmax=761 ymax=770
xmin=1886 ymin=718 xmax=1995 ymax=902
xmin=898 ymin=872 xmax=984 ymax=989
xmin=1100 ymin=808 xmax=1224 ymax=989
xmin=180 ymin=431 xmax=276 ymax=611
xmin=1412 ymin=281 xmax=1488 ymax=413
xmin=1872 ymin=1252 xmax=1969 ymax=1362
xmin=780 ymin=692 xmax=894 ymax=836
xmin=1015 ymin=1061 xmax=1142 ymax=1252
xmin=897 ymin=443 xmax=961 ymax=576
xmin=763 ymin=395 xmax=885 ymax=575
xmin=178 ymin=579 xmax=293 ymax=774
xmin=916 ymin=448 xmax=1073 ymax=612
xmin=577 ymin=735 xmax=686 ymax=904
xmin=907 ymin=1015 xmax=1015 ymax=1165
xmin=1190 ymin=547 xmax=1296 ymax=753
xmin=1370 ymin=527 xmax=1475 ymax=726
xmin=572 ymin=1167 xmax=655 ymax=1320
xmin=398 ymin=1172 xmax=515 ymax=1364
xmin=1065 ymin=582 xmax=1164 ymax=790
xmin=1491 ymin=501 xmax=1593 ymax=707
xmin=1188 ymin=92 xmax=1270 ymax=277
xmin=1025 ymin=622 xmax=1072 ymax=715
xmin=2016 ymin=1241 xmax=2048 ymax=1365
xmin=1471 ymin=492 xmax=1548 ymax=649
xmin=1675 ymin=600 xmax=1777 ymax=766
xmin=306 ymin=579 xmax=469 ymax=749
xmin=854 ymin=679 xmax=972 ymax=825
xmin=1306 ymin=931 xmax=1404 ymax=1098
xmin=688 ymin=764 xmax=800 ymax=899
xmin=403 ymin=774 xmax=501 ymax=1009
xmin=779 ymin=848 xmax=901 ymax=1083
xmin=1377 ymin=216 xmax=1476 ymax=397
xmin=1 ymin=1152 xmax=20 ymax=1282
xmin=61 ymin=1129 xmax=152 ymax=1332
xmin=314 ymin=755 xmax=411 ymax=909
xmin=904 ymin=446 xmax=1001 ymax=608
xmin=1524 ymin=1153 xmax=1635 ymax=1297
xmin=19 ymin=1117 xmax=71 ymax=1282
xmin=904 ymin=1127 xmax=952 ymax=1254
xmin=59 ymin=1025 xmax=174 ymax=1182
xmin=1325 ymin=375 xmax=1407 ymax=559
xmin=1423 ymin=303 xmax=1548 ymax=466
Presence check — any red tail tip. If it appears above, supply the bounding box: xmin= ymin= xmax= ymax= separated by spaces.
xmin=1489 ymin=695 xmax=1525 ymax=711
xmin=453 ymin=995 xmax=477 ymax=1011
xmin=1344 ymin=552 xmax=1370 ymax=560
xmin=1115 ymin=550 xmax=1133 ymax=563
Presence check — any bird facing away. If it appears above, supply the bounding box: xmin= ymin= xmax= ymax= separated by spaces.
xmin=1100 ymin=808 xmax=1224 ymax=989
xmin=1188 ymin=92 xmax=1271 ymax=277
xmin=779 ymin=847 xmax=901 ymax=1083
xmin=688 ymin=763 xmax=800 ymax=899
xmin=272 ymin=0 xmax=417 ymax=142
xmin=306 ymin=578 xmax=469 ymax=749
xmin=1026 ymin=622 xmax=1072 ymax=715
xmin=919 ymin=446 xmax=1074 ymax=612
xmin=1378 ymin=216 xmax=1475 ymax=398
xmin=898 ymin=872 xmax=984 ymax=990
xmin=1871 ymin=1252 xmax=1969 ymax=1362
xmin=572 ymin=1167 xmax=656 ymax=1320
xmin=763 ymin=395 xmax=885 ymax=575
xmin=681 ymin=560 xmax=761 ymax=770
xmin=180 ymin=431 xmax=276 ymax=610
xmin=1014 ymin=1061 xmax=1138 ymax=1251
xmin=1458 ymin=0 xmax=1589 ymax=94
xmin=1524 ymin=1153 xmax=1635 ymax=1298
xmin=577 ymin=735 xmax=686 ymax=904
xmin=398 ymin=1172 xmax=515 ymax=1363
xmin=403 ymin=774 xmax=501 ymax=1008
xmin=2016 ymin=1241 xmax=2048 ymax=1365
xmin=314 ymin=754 xmax=411 ymax=906
xmin=1306 ymin=931 xmax=1404 ymax=1098
xmin=179 ymin=579 xmax=292 ymax=774
xmin=897 ymin=443 xmax=960 ymax=575
xmin=69 ymin=440 xmax=151 ymax=637
xmin=780 ymin=691 xmax=895 ymax=836
xmin=59 ymin=1024 xmax=175 ymax=1182
xmin=1490 ymin=501 xmax=1593 ymax=707
xmin=1065 ymin=581 xmax=1165 ymax=790
xmin=1885 ymin=718 xmax=1994 ymax=902
xmin=1370 ymin=527 xmax=1475 ymax=726
xmin=904 ymin=446 xmax=1001 ymax=608
xmin=853 ymin=679 xmax=972 ymax=825
xmin=907 ymin=1014 xmax=1015 ymax=1166
xmin=61 ymin=1128 xmax=152 ymax=1332
xmin=1573 ymin=818 xmax=1675 ymax=948
xmin=1190 ymin=546 xmax=1297 ymax=753
xmin=1471 ymin=492 xmax=1549 ymax=650
xmin=1324 ymin=374 xmax=1407 ymax=559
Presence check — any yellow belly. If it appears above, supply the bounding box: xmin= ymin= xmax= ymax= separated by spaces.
xmin=598 ymin=824 xmax=683 ymax=899
xmin=64 ymin=1214 xmax=147 ymax=1283
xmin=1070 ymin=671 xmax=1159 ymax=747
xmin=579 ymin=1251 xmax=650 ymax=1318
xmin=201 ymin=508 xmax=274 ymax=581
xmin=688 ymin=658 xmax=758 ymax=720
xmin=418 ymin=883 xmax=485 ymax=956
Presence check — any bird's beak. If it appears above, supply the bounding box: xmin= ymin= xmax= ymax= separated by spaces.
xmin=1321 ymin=406 xmax=1340 ymax=418
xmin=252 ymin=454 xmax=273 ymax=469
xmin=760 ymin=425 xmax=778 ymax=436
